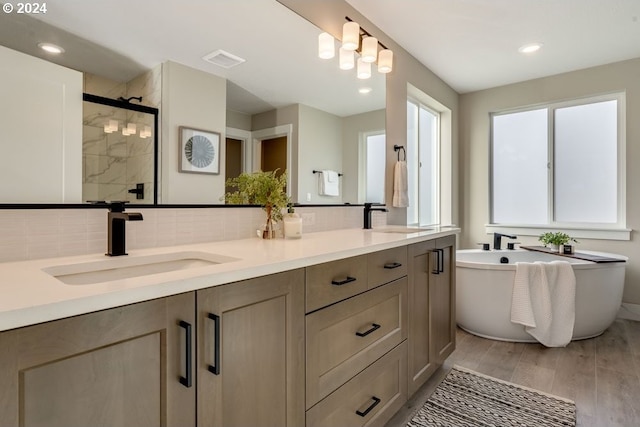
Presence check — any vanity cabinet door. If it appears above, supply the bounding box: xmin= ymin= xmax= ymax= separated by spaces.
xmin=407 ymin=235 xmax=456 ymax=396
xmin=0 ymin=292 xmax=196 ymax=427
xmin=431 ymin=235 xmax=456 ymax=364
xmin=196 ymin=269 xmax=305 ymax=427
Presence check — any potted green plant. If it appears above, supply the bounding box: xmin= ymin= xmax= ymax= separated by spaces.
xmin=222 ymin=170 xmax=290 ymax=239
xmin=538 ymin=232 xmax=578 ymax=252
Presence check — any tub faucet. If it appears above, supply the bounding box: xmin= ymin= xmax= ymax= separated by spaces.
xmin=363 ymin=203 xmax=388 ymax=229
xmin=493 ymin=232 xmax=517 ymax=250
xmin=107 ymin=201 xmax=143 ymax=256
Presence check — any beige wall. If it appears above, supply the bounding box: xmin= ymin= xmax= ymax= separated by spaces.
xmin=160 ymin=61 xmax=227 ymax=204
xmin=459 ymin=58 xmax=640 ymax=304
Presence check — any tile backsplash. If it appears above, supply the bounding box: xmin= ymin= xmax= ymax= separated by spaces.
xmin=0 ymin=206 xmax=387 ymax=262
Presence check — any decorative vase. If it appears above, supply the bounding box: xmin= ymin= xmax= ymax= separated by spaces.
xmin=260 ymin=206 xmax=277 ymax=239
xmin=260 ymin=220 xmax=277 ymax=239
xmin=549 ymin=244 xmax=559 ymax=252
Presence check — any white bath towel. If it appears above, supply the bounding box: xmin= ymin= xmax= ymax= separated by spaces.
xmin=318 ymin=170 xmax=339 ymax=196
xmin=392 ymin=161 xmax=409 ymax=207
xmin=510 ymin=261 xmax=576 ymax=347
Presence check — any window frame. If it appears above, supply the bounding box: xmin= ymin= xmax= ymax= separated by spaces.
xmin=487 ymin=92 xmax=629 ymax=240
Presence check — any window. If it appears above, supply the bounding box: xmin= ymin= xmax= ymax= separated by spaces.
xmin=490 ymin=93 xmax=627 ymax=238
xmin=364 ymin=132 xmax=386 ymax=203
xmin=407 ymin=99 xmax=440 ymax=226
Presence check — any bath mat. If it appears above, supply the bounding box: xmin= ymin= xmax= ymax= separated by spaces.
xmin=407 ymin=365 xmax=576 ymax=427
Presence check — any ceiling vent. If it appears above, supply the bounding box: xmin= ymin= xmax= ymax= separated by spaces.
xmin=202 ymin=49 xmax=246 ymax=68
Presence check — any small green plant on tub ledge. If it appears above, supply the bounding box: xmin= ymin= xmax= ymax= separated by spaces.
xmin=538 ymin=232 xmax=578 ymax=252
xmin=222 ymin=170 xmax=290 ymax=239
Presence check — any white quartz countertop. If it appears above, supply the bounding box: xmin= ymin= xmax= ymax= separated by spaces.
xmin=0 ymin=226 xmax=459 ymax=332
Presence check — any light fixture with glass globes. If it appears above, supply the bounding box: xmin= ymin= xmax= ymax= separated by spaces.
xmin=317 ymin=16 xmax=393 ymax=79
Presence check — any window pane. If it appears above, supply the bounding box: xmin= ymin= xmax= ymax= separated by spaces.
xmin=406 ymin=101 xmax=418 ymax=225
xmin=365 ymin=133 xmax=386 ymax=203
xmin=554 ymin=100 xmax=617 ymax=223
xmin=492 ymin=109 xmax=548 ymax=224
xmin=418 ymin=107 xmax=438 ymax=226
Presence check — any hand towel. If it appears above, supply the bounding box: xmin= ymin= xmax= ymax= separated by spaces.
xmin=392 ymin=161 xmax=409 ymax=207
xmin=318 ymin=170 xmax=339 ymax=196
xmin=511 ymin=261 xmax=576 ymax=347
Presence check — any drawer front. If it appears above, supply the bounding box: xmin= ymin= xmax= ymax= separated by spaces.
xmin=306 ymin=255 xmax=368 ymax=313
xmin=306 ymin=342 xmax=407 ymax=427
xmin=367 ymin=246 xmax=408 ymax=289
xmin=306 ymin=278 xmax=407 ymax=408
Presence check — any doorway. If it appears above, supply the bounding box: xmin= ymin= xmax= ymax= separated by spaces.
xmin=225 ymin=137 xmax=243 ymax=194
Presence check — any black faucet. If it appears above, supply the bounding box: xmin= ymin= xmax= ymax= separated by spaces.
xmin=363 ymin=203 xmax=388 ymax=229
xmin=493 ymin=232 xmax=517 ymax=250
xmin=107 ymin=201 xmax=143 ymax=256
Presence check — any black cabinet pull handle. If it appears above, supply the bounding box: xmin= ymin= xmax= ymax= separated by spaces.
xmin=208 ymin=313 xmax=220 ymax=375
xmin=383 ymin=262 xmax=402 ymax=269
xmin=178 ymin=320 xmax=192 ymax=388
xmin=356 ymin=396 xmax=381 ymax=417
xmin=432 ymin=249 xmax=443 ymax=275
xmin=331 ymin=276 xmax=356 ymax=286
xmin=356 ymin=323 xmax=381 ymax=337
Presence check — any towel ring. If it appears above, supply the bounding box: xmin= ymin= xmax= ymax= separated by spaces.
xmin=393 ymin=145 xmax=406 ymax=161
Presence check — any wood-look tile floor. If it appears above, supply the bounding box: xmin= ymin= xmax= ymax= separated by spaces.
xmin=385 ymin=319 xmax=640 ymax=427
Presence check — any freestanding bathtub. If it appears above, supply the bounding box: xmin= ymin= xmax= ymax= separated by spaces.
xmin=456 ymin=249 xmax=627 ymax=342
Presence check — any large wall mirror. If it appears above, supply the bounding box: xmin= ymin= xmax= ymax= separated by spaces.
xmin=0 ymin=0 xmax=385 ymax=207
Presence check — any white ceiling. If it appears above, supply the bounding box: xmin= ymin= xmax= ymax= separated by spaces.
xmin=2 ymin=0 xmax=639 ymax=112
xmin=347 ymin=0 xmax=640 ymax=93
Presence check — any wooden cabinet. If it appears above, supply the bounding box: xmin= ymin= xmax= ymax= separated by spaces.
xmin=196 ymin=269 xmax=305 ymax=427
xmin=407 ymin=234 xmax=456 ymax=395
xmin=0 ymin=292 xmax=196 ymax=427
xmin=306 ymin=277 xmax=407 ymax=407
xmin=306 ymin=342 xmax=407 ymax=427
xmin=305 ymin=249 xmax=409 ymax=427
xmin=0 ymin=233 xmax=457 ymax=427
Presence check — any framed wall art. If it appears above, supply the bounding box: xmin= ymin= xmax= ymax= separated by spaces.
xmin=179 ymin=126 xmax=220 ymax=174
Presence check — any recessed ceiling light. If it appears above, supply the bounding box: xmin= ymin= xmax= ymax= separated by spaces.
xmin=359 ymin=87 xmax=372 ymax=94
xmin=518 ymin=43 xmax=543 ymax=54
xmin=38 ymin=42 xmax=65 ymax=54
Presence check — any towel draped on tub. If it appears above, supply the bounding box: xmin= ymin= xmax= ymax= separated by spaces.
xmin=510 ymin=261 xmax=576 ymax=347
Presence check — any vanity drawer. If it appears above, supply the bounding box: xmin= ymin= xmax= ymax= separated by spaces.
xmin=367 ymin=246 xmax=408 ymax=289
xmin=306 ymin=341 xmax=407 ymax=427
xmin=306 ymin=277 xmax=407 ymax=408
xmin=306 ymin=255 xmax=368 ymax=313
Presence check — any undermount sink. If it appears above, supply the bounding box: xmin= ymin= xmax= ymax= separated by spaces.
xmin=43 ymin=251 xmax=240 ymax=285
xmin=373 ymin=227 xmax=433 ymax=234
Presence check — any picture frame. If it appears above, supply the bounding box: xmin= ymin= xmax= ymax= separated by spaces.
xmin=178 ymin=126 xmax=220 ymax=174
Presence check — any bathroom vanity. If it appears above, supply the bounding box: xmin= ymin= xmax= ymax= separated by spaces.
xmin=0 ymin=227 xmax=457 ymax=427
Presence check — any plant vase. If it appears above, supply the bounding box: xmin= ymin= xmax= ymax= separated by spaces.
xmin=549 ymin=244 xmax=559 ymax=252
xmin=261 ymin=206 xmax=277 ymax=239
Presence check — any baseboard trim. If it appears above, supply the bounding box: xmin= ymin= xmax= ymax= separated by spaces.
xmin=617 ymin=303 xmax=640 ymax=321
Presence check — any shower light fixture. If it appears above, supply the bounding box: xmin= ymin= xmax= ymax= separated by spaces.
xmin=140 ymin=126 xmax=152 ymax=139
xmin=318 ymin=17 xmax=393 ymax=79
xmin=104 ymin=120 xmax=118 ymax=134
